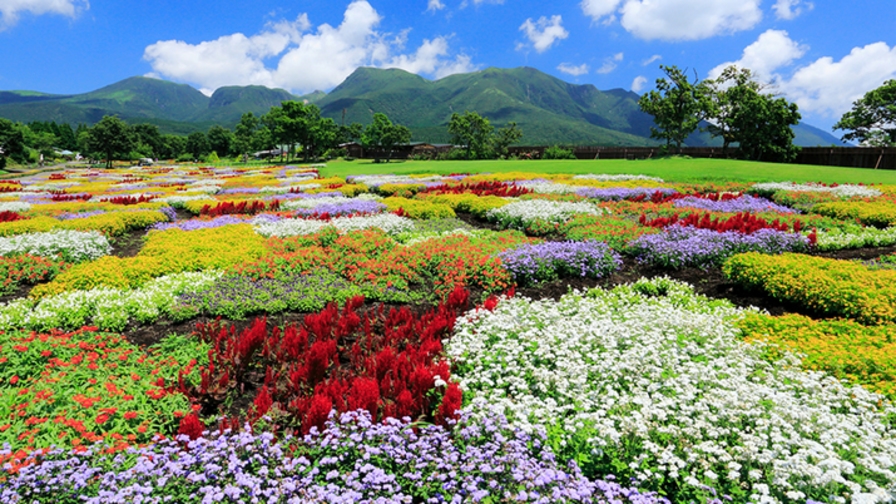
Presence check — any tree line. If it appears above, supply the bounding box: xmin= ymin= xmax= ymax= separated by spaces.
xmin=639 ymin=65 xmax=896 ymax=162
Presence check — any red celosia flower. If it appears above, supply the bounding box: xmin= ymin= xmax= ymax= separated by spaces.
xmin=177 ymin=413 xmax=204 ymax=440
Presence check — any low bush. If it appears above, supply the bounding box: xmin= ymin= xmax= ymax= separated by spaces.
xmin=723 ymin=252 xmax=896 ymax=324
xmin=738 ymin=312 xmax=896 ymax=398
xmin=813 ymin=200 xmax=896 ymax=228
xmin=381 ymin=197 xmax=455 ymax=220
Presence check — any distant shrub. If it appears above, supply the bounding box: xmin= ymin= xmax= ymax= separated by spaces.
xmin=542 ymin=145 xmax=576 ymax=160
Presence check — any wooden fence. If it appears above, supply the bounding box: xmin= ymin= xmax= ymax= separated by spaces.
xmin=505 ymin=146 xmax=896 ymax=170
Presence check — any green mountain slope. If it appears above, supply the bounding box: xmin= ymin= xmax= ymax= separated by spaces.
xmin=0 ymin=68 xmax=846 ymax=146
xmin=317 ymin=66 xmax=655 ymax=146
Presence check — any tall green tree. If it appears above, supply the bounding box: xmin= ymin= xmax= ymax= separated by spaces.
xmin=448 ymin=111 xmax=494 ymax=159
xmin=0 ymin=119 xmax=27 ymax=169
xmin=133 ymin=124 xmax=163 ymax=158
xmin=185 ymin=132 xmax=210 ymax=160
xmin=207 ymin=125 xmax=234 ymax=158
xmin=834 ymin=79 xmax=896 ymax=146
xmin=339 ymin=122 xmax=364 ymax=144
xmin=362 ymin=113 xmax=411 ymax=162
xmin=233 ymin=112 xmax=260 ymax=160
xmin=638 ymin=65 xmax=709 ymax=152
xmin=492 ymin=122 xmax=523 ymax=158
xmin=84 ymin=115 xmax=136 ymax=168
xmin=159 ymin=134 xmax=186 ymax=160
xmin=704 ymin=66 xmax=801 ymax=162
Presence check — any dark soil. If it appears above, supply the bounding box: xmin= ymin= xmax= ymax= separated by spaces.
xmin=109 ymin=227 xmax=150 ymax=257
xmin=454 ymin=211 xmax=502 ymax=232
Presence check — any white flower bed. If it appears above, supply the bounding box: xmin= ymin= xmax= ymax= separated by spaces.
xmin=486 ymin=199 xmax=607 ymax=228
xmin=0 ymin=270 xmax=221 ymax=332
xmin=573 ymin=173 xmax=665 ymax=182
xmin=519 ymin=182 xmax=590 ymax=194
xmin=0 ymin=202 xmax=30 ymax=213
xmin=815 ymin=226 xmax=896 ymax=251
xmin=155 ymin=195 xmax=214 ymax=207
xmin=752 ymin=182 xmax=882 ymax=198
xmin=0 ymin=230 xmax=111 ymax=263
xmin=345 ymin=174 xmax=443 ymax=187
xmin=253 ymin=213 xmax=414 ymax=238
xmin=447 ymin=277 xmax=896 ymax=503
xmin=281 ymin=196 xmax=350 ymax=210
xmin=260 ymin=183 xmax=321 ymax=194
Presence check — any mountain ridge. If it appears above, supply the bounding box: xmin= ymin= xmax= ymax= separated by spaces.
xmin=0 ymin=69 xmax=846 ymax=147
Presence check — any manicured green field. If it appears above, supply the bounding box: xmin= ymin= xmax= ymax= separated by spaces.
xmin=321 ymin=157 xmax=896 ymax=184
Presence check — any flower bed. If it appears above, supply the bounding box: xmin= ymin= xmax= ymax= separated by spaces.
xmin=447 ymin=278 xmax=896 ymax=503
xmin=723 ymin=253 xmax=896 ymax=324
xmin=498 ymin=240 xmax=622 ymax=285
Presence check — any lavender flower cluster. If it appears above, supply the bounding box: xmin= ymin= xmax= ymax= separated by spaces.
xmin=672 ymin=195 xmax=796 ymax=214
xmin=292 ymin=199 xmax=386 ymax=218
xmin=54 ymin=210 xmax=106 ymax=220
xmin=0 ymin=410 xmax=670 ymax=504
xmin=151 ymin=215 xmax=250 ymax=232
xmin=576 ymin=187 xmax=678 ymax=201
xmin=628 ymin=226 xmax=809 ymax=269
xmin=498 ymin=240 xmax=623 ymax=285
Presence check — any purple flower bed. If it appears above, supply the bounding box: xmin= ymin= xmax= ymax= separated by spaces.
xmin=292 ymin=200 xmax=386 ymax=218
xmin=0 ymin=410 xmax=671 ymax=504
xmin=151 ymin=215 xmax=249 ymax=231
xmin=498 ymin=240 xmax=623 ymax=285
xmin=158 ymin=205 xmax=177 ymax=222
xmin=628 ymin=226 xmax=809 ymax=269
xmin=576 ymin=187 xmax=678 ymax=201
xmin=55 ymin=210 xmax=106 ymax=220
xmin=672 ymin=195 xmax=796 ymax=214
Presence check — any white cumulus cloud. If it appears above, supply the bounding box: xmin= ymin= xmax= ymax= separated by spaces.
xmin=427 ymin=0 xmax=445 ymax=12
xmin=773 ymin=0 xmax=813 ymax=20
xmin=518 ymin=15 xmax=568 ymax=53
xmin=631 ymin=75 xmax=648 ymax=92
xmin=708 ymin=29 xmax=807 ymax=81
xmin=580 ymin=0 xmax=622 ymax=22
xmin=143 ymin=1 xmax=476 ymax=95
xmin=596 ymin=52 xmax=624 ymax=74
xmin=0 ymin=0 xmax=88 ymax=29
xmin=642 ymin=54 xmax=662 ymax=66
xmin=581 ymin=0 xmax=762 ymax=41
xmin=782 ymin=42 xmax=896 ymax=117
xmin=557 ymin=62 xmax=590 ymax=76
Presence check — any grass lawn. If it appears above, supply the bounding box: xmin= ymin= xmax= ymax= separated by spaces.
xmin=319 ymin=157 xmax=896 ymax=184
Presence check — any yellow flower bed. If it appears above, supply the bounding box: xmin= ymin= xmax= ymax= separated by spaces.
xmin=723 ymin=252 xmax=896 ymax=325
xmin=307 ymin=183 xmax=367 ymax=197
xmin=461 ymin=172 xmax=566 ymax=183
xmin=418 ymin=193 xmax=509 ymax=217
xmin=812 ymin=200 xmax=896 ymax=228
xmin=26 ymin=201 xmax=165 ymax=216
xmin=0 ymin=211 xmax=168 ymax=237
xmin=739 ymin=312 xmax=896 ymax=398
xmin=32 ymin=224 xmax=266 ymax=297
xmin=376 ymin=183 xmax=426 ymax=197
xmin=381 ymin=197 xmax=455 ymax=219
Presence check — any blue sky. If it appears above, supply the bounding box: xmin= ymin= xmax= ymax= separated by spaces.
xmin=0 ymin=0 xmax=894 ymax=133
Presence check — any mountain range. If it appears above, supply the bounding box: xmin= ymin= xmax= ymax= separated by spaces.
xmin=0 ymin=67 xmax=844 ymax=147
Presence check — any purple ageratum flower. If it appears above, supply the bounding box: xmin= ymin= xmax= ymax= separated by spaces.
xmin=629 ymin=226 xmax=809 ymax=269
xmin=55 ymin=210 xmax=106 ymax=220
xmin=672 ymin=195 xmax=797 ymax=214
xmin=156 ymin=205 xmax=177 ymax=223
xmin=292 ymin=200 xmax=386 ymax=218
xmin=151 ymin=215 xmax=250 ymax=231
xmin=577 ymin=187 xmax=679 ymax=201
xmin=282 ymin=191 xmax=345 ymax=200
xmin=0 ymin=409 xmax=672 ymax=504
xmin=498 ymin=240 xmax=623 ymax=285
